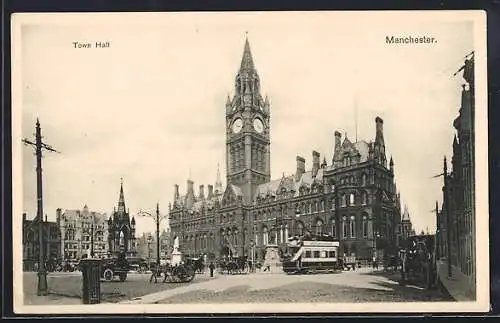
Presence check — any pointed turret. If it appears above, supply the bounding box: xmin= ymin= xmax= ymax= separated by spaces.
xmin=321 ymin=156 xmax=327 ymax=168
xmin=117 ymin=177 xmax=126 ymax=214
xmin=402 ymin=204 xmax=410 ymax=222
xmin=226 ymin=94 xmax=232 ymax=113
xmin=263 ymin=95 xmax=270 ymax=114
xmin=389 ymin=156 xmax=394 ymax=173
xmin=215 ymin=163 xmax=223 ymax=195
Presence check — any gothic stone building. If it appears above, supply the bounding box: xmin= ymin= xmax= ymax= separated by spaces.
xmin=23 ymin=213 xmax=61 ymax=271
xmin=437 ymin=53 xmax=475 ymax=295
xmin=107 ymin=179 xmax=137 ymax=257
xmin=169 ymin=38 xmax=404 ymax=262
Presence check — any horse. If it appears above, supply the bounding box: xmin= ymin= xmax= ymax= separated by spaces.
xmin=185 ymin=257 xmax=205 ymax=274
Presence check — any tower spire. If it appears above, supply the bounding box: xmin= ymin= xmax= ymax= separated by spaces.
xmin=117 ymin=178 xmax=126 ymax=214
xmin=240 ymin=35 xmax=255 ymax=71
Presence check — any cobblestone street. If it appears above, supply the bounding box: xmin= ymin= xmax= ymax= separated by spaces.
xmin=23 ymin=268 xmax=453 ymax=305
xmin=23 ymin=271 xmax=211 ymax=305
xmin=123 ymin=269 xmax=453 ymax=304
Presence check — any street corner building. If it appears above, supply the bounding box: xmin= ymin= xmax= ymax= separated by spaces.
xmin=436 ymin=53 xmax=476 ymax=299
xmin=56 ymin=206 xmax=108 ymax=266
xmin=168 ymin=38 xmax=413 ymax=264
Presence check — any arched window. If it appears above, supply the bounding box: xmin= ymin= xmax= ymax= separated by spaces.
xmin=350 ymin=215 xmax=356 ymax=238
xmin=341 ymin=194 xmax=347 ymax=207
xmin=361 ymin=191 xmax=368 ymax=205
xmin=361 ymin=173 xmax=367 ymax=186
xmin=331 ymin=198 xmax=336 ymax=210
xmin=331 ymin=219 xmax=336 ymax=238
xmin=342 ymin=216 xmax=348 ymax=238
xmin=262 ymin=227 xmax=269 ymax=245
xmin=316 ymin=220 xmax=323 ymax=235
xmin=362 ymin=215 xmax=368 ymax=238
xmin=321 ymin=200 xmax=325 ymax=212
xmin=349 ymin=193 xmax=355 ymax=206
xmin=308 ymin=203 xmax=312 ymax=214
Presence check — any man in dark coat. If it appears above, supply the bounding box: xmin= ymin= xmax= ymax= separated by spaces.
xmin=209 ymin=262 xmax=215 ymax=278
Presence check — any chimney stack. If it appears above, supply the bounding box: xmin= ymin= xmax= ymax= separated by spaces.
xmin=207 ymin=185 xmax=214 ymax=199
xmin=333 ymin=131 xmax=342 ymax=162
xmin=187 ymin=180 xmax=194 ymax=194
xmin=56 ymin=208 xmax=62 ymax=223
xmin=199 ymin=185 xmax=205 ymax=199
xmin=295 ymin=156 xmax=306 ymax=181
xmin=375 ymin=117 xmax=384 ymax=146
xmin=174 ymin=184 xmax=180 ymax=200
xmin=312 ymin=151 xmax=320 ymax=177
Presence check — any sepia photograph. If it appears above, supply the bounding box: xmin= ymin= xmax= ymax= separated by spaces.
xmin=11 ymin=11 xmax=488 ymax=314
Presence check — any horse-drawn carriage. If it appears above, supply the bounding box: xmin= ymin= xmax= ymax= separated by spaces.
xmin=216 ymin=256 xmax=249 ymax=275
xmin=400 ymin=234 xmax=437 ymax=289
xmin=149 ymin=260 xmax=196 ymax=283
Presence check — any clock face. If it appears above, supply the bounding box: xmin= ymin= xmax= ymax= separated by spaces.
xmin=232 ymin=118 xmax=243 ymax=133
xmin=253 ymin=118 xmax=264 ymax=133
xmin=243 ymin=95 xmax=251 ymax=104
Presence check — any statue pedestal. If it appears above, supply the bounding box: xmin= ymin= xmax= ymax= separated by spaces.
xmin=263 ymin=245 xmax=282 ymax=273
xmin=171 ymin=250 xmax=182 ymax=266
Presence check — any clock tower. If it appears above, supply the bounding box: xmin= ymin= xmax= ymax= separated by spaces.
xmin=226 ymin=37 xmax=271 ymax=203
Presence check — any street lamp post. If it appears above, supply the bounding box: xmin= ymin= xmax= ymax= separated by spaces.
xmin=138 ymin=203 xmax=168 ymax=269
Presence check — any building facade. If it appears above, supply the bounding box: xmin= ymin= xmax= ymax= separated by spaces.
xmin=107 ymin=179 xmax=137 ymax=257
xmin=136 ymin=229 xmax=171 ymax=261
xmin=169 ymin=38 xmax=405 ymax=262
xmin=57 ymin=205 xmax=109 ymax=264
xmin=437 ymin=53 xmax=475 ymax=294
xmin=23 ymin=213 xmax=61 ymax=271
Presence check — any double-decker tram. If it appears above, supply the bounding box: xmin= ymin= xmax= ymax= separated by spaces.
xmin=282 ymin=234 xmax=341 ymax=274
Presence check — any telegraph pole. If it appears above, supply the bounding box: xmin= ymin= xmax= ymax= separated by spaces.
xmin=22 ymin=118 xmax=59 ymax=296
xmin=156 ymin=202 xmax=160 ymax=267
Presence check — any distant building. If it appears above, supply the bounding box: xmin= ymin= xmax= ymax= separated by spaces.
xmin=398 ymin=205 xmax=416 ymax=248
xmin=169 ymin=38 xmax=406 ymax=262
xmin=136 ymin=232 xmax=156 ymax=261
xmin=57 ymin=205 xmax=108 ymax=264
xmin=437 ymin=53 xmax=475 ymax=296
xmin=107 ymin=179 xmax=137 ymax=257
xmin=23 ymin=213 xmax=61 ymax=271
xmin=136 ymin=229 xmax=171 ymax=261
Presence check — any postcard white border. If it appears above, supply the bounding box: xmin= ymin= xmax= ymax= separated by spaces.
xmin=11 ymin=10 xmax=489 ymax=314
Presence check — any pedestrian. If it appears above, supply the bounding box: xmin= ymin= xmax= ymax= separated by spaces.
xmin=209 ymin=262 xmax=215 ymax=278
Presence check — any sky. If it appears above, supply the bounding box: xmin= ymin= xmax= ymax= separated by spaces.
xmin=16 ymin=11 xmax=480 ymax=236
